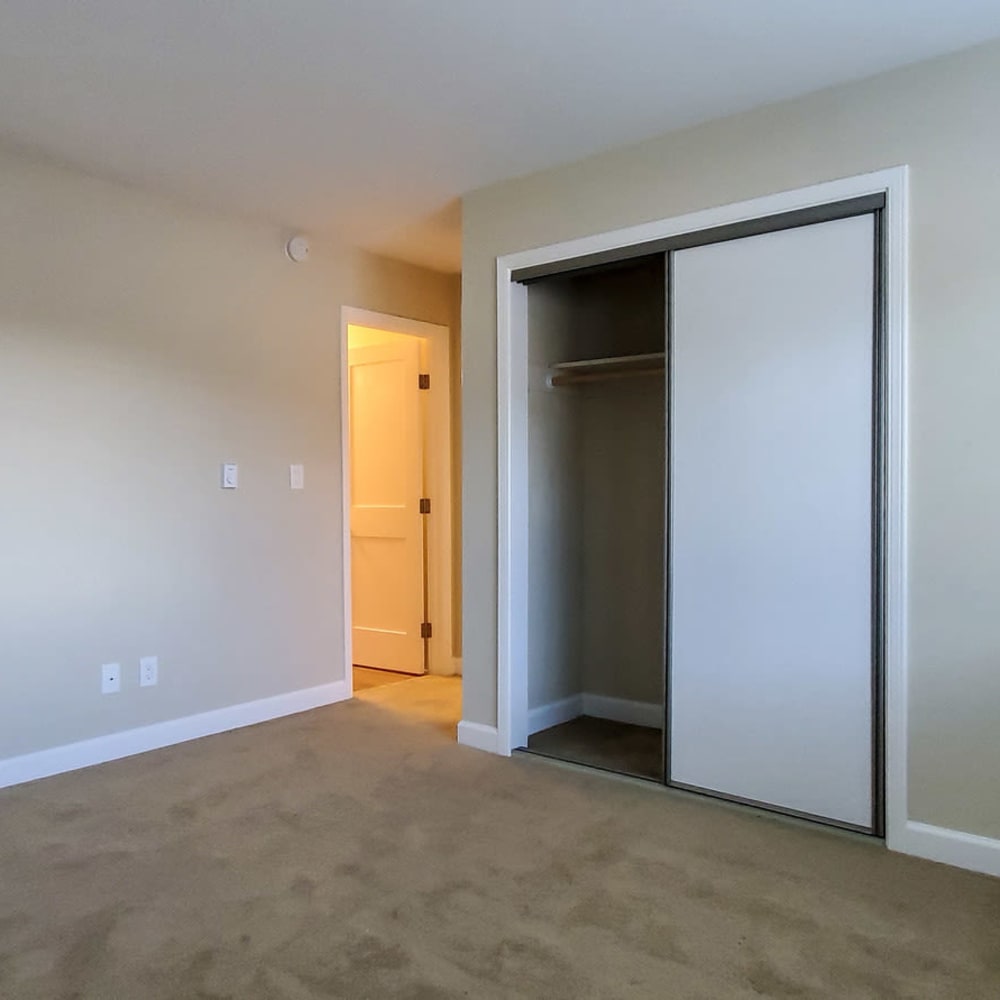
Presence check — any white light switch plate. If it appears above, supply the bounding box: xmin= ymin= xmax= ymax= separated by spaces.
xmin=101 ymin=663 xmax=121 ymax=694
xmin=222 ymin=463 xmax=238 ymax=489
xmin=139 ymin=655 xmax=158 ymax=687
xmin=290 ymin=464 xmax=304 ymax=490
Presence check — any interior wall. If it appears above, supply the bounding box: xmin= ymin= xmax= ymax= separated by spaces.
xmin=0 ymin=144 xmax=456 ymax=761
xmin=578 ymin=381 xmax=664 ymax=709
xmin=525 ymin=262 xmax=666 ymax=718
xmin=347 ymin=326 xmax=419 ymax=352
xmin=462 ymin=39 xmax=1000 ymax=841
xmin=526 ymin=283 xmax=584 ymax=710
xmin=575 ymin=266 xmax=665 ymax=708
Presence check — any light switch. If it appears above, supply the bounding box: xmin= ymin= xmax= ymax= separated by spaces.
xmin=290 ymin=464 xmax=305 ymax=490
xmin=221 ymin=463 xmax=238 ymax=489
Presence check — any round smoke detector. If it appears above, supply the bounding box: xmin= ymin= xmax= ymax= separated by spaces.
xmin=285 ymin=235 xmax=310 ymax=263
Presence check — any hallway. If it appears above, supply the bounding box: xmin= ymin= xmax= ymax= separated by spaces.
xmin=353 ymin=667 xmax=462 ymax=740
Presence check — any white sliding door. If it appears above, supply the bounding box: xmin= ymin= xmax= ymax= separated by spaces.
xmin=669 ymin=215 xmax=875 ymax=829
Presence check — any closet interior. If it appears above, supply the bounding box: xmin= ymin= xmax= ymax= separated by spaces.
xmin=524 ymin=256 xmax=666 ymax=780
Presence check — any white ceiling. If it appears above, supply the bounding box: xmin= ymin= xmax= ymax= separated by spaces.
xmin=1 ymin=2 xmax=999 ymax=273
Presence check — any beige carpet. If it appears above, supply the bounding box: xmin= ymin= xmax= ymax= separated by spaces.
xmin=354 ymin=673 xmax=462 ymax=738
xmin=352 ymin=666 xmax=418 ymax=692
xmin=1 ymin=678 xmax=998 ymax=1000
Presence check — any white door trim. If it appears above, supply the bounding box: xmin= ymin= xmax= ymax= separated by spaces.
xmin=340 ymin=306 xmax=456 ymax=683
xmin=492 ymin=168 xmax=911 ymax=847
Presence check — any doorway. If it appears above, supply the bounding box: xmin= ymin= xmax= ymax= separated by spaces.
xmin=347 ymin=324 xmax=427 ymax=675
xmin=340 ymin=307 xmax=460 ymax=734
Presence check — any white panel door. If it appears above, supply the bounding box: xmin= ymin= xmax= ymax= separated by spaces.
xmin=669 ymin=215 xmax=875 ymax=828
xmin=349 ymin=337 xmax=425 ymax=674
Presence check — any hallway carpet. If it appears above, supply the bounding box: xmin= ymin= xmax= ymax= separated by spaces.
xmin=1 ymin=683 xmax=998 ymax=999
xmin=354 ymin=673 xmax=462 ymax=739
xmin=352 ymin=666 xmax=419 ymax=692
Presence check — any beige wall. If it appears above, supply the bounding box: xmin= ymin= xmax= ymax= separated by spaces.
xmin=462 ymin=40 xmax=1000 ymax=840
xmin=525 ymin=266 xmax=665 ymax=713
xmin=525 ymin=282 xmax=585 ymax=710
xmin=0 ymin=144 xmax=457 ymax=760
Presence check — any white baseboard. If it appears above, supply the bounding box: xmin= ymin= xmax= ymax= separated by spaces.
xmin=891 ymin=820 xmax=1000 ymax=879
xmin=452 ymin=657 xmax=463 ymax=676
xmin=583 ymin=693 xmax=662 ymax=729
xmin=526 ymin=692 xmax=662 ymax=733
xmin=528 ymin=694 xmax=583 ymax=735
xmin=457 ymin=720 xmax=501 ymax=755
xmin=0 ymin=680 xmax=350 ymax=791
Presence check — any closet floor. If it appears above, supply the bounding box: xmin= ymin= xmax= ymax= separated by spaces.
xmin=526 ymin=715 xmax=662 ymax=780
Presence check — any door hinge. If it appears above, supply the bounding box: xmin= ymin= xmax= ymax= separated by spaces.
xmin=420 ymin=622 xmax=433 ymax=639
xmin=418 ymin=373 xmax=431 ymax=390
xmin=419 ymin=497 xmax=431 ymax=514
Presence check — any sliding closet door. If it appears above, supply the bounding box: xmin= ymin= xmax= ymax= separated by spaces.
xmin=669 ymin=215 xmax=875 ymax=829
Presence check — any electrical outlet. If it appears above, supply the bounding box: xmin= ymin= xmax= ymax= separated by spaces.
xmin=101 ymin=663 xmax=121 ymax=694
xmin=139 ymin=655 xmax=158 ymax=688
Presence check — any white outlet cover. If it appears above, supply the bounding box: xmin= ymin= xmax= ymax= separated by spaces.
xmin=290 ymin=464 xmax=305 ymax=490
xmin=221 ymin=463 xmax=238 ymax=489
xmin=101 ymin=662 xmax=121 ymax=694
xmin=139 ymin=655 xmax=158 ymax=687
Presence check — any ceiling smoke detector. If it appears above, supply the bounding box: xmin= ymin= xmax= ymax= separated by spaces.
xmin=285 ymin=235 xmax=310 ymax=263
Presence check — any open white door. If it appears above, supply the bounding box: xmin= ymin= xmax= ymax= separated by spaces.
xmin=349 ymin=335 xmax=426 ymax=674
xmin=669 ymin=215 xmax=876 ymax=829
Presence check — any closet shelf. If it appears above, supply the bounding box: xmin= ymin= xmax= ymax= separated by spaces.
xmin=547 ymin=351 xmax=665 ymax=387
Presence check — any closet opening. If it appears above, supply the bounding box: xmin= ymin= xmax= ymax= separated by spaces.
xmin=505 ymin=180 xmax=899 ymax=838
xmin=521 ymin=255 xmax=667 ymax=781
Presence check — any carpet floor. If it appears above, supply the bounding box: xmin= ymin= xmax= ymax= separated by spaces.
xmin=1 ymin=677 xmax=998 ymax=999
xmin=352 ymin=666 xmax=419 ymax=692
